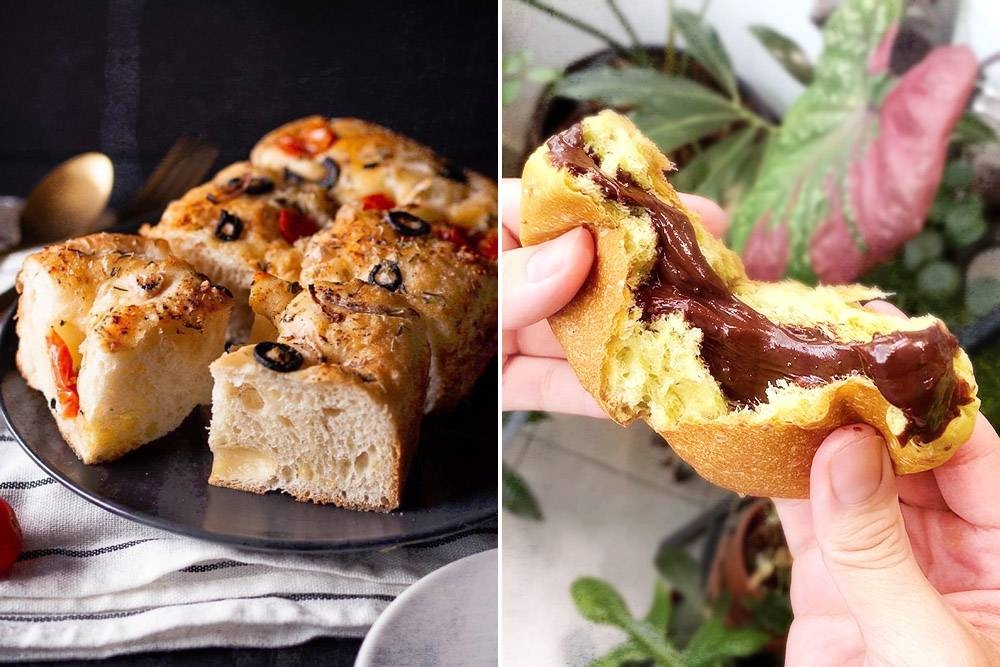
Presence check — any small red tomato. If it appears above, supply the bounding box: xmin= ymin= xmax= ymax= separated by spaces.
xmin=277 ymin=135 xmax=308 ymax=158
xmin=0 ymin=498 xmax=22 ymax=576
xmin=361 ymin=193 xmax=396 ymax=211
xmin=278 ymin=208 xmax=319 ymax=244
xmin=477 ymin=229 xmax=498 ymax=261
xmin=46 ymin=330 xmax=79 ymax=418
xmin=434 ymin=224 xmax=470 ymax=248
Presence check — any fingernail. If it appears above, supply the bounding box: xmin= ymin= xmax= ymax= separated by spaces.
xmin=525 ymin=234 xmax=572 ymax=282
xmin=830 ymin=433 xmax=885 ymax=505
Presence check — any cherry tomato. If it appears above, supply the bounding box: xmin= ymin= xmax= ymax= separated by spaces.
xmin=46 ymin=330 xmax=79 ymax=418
xmin=477 ymin=229 xmax=499 ymax=261
xmin=361 ymin=193 xmax=396 ymax=211
xmin=278 ymin=208 xmax=319 ymax=244
xmin=0 ymin=498 xmax=22 ymax=576
xmin=277 ymin=124 xmax=336 ymax=157
xmin=434 ymin=224 xmax=470 ymax=249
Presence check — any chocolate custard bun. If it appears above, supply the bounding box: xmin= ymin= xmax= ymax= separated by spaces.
xmin=519 ymin=111 xmax=980 ymax=498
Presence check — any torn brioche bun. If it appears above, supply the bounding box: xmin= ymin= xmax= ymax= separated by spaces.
xmin=519 ymin=110 xmax=980 ymax=498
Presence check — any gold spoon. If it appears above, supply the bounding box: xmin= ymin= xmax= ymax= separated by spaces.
xmin=18 ymin=152 xmax=114 ymax=245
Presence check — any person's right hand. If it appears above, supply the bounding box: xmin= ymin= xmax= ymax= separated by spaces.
xmin=500 ymin=177 xmax=727 ymax=416
xmin=775 ymin=410 xmax=1000 ymax=665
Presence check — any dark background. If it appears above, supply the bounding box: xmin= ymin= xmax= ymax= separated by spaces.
xmin=1 ymin=2 xmax=495 ymax=664
xmin=0 ymin=0 xmax=497 ymax=207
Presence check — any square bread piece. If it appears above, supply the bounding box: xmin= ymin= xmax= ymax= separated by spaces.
xmin=15 ymin=233 xmax=233 ymax=463
xmin=298 ymin=205 xmax=497 ymax=412
xmin=208 ymin=275 xmax=430 ymax=511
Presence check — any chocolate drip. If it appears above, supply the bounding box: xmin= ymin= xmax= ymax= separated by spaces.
xmin=546 ymin=124 xmax=969 ymax=442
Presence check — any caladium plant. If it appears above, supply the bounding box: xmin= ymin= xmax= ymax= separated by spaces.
xmin=729 ymin=0 xmax=977 ymax=284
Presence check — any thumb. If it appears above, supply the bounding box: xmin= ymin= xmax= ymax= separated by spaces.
xmin=810 ymin=425 xmax=978 ymax=662
xmin=501 ymin=227 xmax=593 ymax=330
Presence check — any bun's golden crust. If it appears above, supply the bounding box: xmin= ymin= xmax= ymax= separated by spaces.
xmin=520 ymin=111 xmax=979 ymax=498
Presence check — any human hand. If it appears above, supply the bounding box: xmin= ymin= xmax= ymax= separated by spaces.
xmin=775 ymin=350 xmax=1000 ymax=665
xmin=500 ymin=177 xmax=727 ymax=416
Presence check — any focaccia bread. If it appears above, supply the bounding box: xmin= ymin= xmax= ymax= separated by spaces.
xmin=297 ymin=205 xmax=497 ymax=412
xmin=520 ymin=111 xmax=980 ymax=498
xmin=140 ymin=161 xmax=333 ymax=339
xmin=251 ymin=116 xmax=497 ymax=231
xmin=15 ymin=233 xmax=233 ymax=463
xmin=208 ymin=274 xmax=430 ymax=511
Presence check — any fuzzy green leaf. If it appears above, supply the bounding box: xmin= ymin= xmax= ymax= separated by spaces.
xmin=749 ymin=24 xmax=814 ymax=85
xmin=730 ymin=0 xmax=904 ymax=280
xmin=553 ymin=67 xmax=744 ymax=153
xmin=916 ymin=261 xmax=962 ymax=299
xmin=587 ymin=641 xmax=649 ymax=667
xmin=502 ymin=80 xmax=522 ymax=107
xmin=644 ymin=580 xmax=674 ymax=632
xmin=502 ymin=463 xmax=543 ymax=520
xmin=901 ymin=230 xmax=944 ymax=271
xmin=943 ymin=195 xmax=986 ymax=248
xmin=672 ymin=9 xmax=737 ymax=99
xmin=942 ymin=161 xmax=974 ymax=190
xmin=952 ymin=111 xmax=998 ymax=145
xmin=572 ymin=577 xmax=633 ymax=628
xmin=682 ymin=614 xmax=770 ymax=666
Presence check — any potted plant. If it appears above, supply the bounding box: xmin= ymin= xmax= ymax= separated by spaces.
xmin=510 ymin=0 xmax=785 ymax=209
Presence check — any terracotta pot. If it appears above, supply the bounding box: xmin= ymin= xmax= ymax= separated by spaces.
xmin=705 ymin=499 xmax=770 ymax=626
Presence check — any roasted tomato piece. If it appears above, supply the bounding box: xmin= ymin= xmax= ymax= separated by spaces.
xmin=46 ymin=329 xmax=79 ymax=418
xmin=278 ymin=208 xmax=319 ymax=243
xmin=361 ymin=193 xmax=396 ymax=211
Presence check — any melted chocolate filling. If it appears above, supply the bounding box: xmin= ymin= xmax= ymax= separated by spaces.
xmin=547 ymin=124 xmax=970 ymax=443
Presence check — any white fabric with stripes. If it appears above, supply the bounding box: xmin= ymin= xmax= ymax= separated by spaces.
xmin=0 ymin=431 xmax=495 ymax=661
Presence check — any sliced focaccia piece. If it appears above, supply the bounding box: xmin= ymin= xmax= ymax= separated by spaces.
xmin=293 ymin=205 xmax=496 ymax=412
xmin=208 ymin=274 xmax=430 ymax=511
xmin=251 ymin=116 xmax=498 ymax=233
xmin=15 ymin=233 xmax=233 ymax=463
xmin=140 ymin=161 xmax=335 ymax=340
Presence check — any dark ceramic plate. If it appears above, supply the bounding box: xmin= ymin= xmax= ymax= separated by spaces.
xmin=0 ymin=287 xmax=497 ymax=551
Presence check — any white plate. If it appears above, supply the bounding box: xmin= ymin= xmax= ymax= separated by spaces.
xmin=355 ymin=549 xmax=497 ymax=666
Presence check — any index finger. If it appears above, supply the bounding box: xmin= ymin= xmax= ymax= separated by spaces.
xmin=501 ymin=177 xmax=729 ymax=242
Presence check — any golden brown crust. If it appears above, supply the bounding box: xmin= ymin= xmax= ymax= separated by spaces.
xmin=299 ymin=206 xmax=497 ymax=411
xmin=520 ymin=111 xmax=980 ymax=498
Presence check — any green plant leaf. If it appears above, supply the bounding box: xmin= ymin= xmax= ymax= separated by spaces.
xmin=553 ymin=67 xmax=745 ymax=153
xmin=743 ymin=590 xmax=793 ymax=638
xmin=729 ymin=0 xmax=965 ymax=283
xmin=644 ymin=580 xmax=673 ymax=632
xmin=572 ymin=577 xmax=633 ymax=627
xmin=503 ymin=49 xmax=528 ymax=77
xmin=502 ymin=80 xmax=522 ymax=107
xmin=587 ymin=640 xmax=650 ymax=667
xmin=901 ymin=230 xmax=944 ymax=271
xmin=943 ymin=195 xmax=986 ymax=248
xmin=942 ymin=160 xmax=974 ymax=190
xmin=527 ymin=66 xmax=562 ymax=84
xmin=572 ymin=578 xmax=687 ymax=666
xmin=654 ymin=546 xmax=703 ymax=610
xmin=671 ymin=9 xmax=737 ymax=99
xmin=682 ymin=614 xmax=770 ymax=666
xmin=967 ymin=277 xmax=1000 ymax=317
xmin=952 ymin=111 xmax=998 ymax=145
xmin=749 ymin=25 xmax=814 ymax=85
xmin=502 ymin=463 xmax=543 ymax=519
xmin=916 ymin=260 xmax=962 ymax=299
xmin=673 ymin=126 xmax=765 ymax=205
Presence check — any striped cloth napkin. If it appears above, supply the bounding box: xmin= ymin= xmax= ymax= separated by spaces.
xmin=0 ymin=429 xmax=496 ymax=661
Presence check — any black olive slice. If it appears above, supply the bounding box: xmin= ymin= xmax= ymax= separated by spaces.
xmin=439 ymin=160 xmax=468 ymax=183
xmin=320 ymin=157 xmax=340 ymax=189
xmin=244 ymin=176 xmax=275 ymax=195
xmin=385 ymin=210 xmax=430 ymax=237
xmin=253 ymin=341 xmax=304 ymax=372
xmin=283 ymin=167 xmax=304 ymax=185
xmin=368 ymin=260 xmax=403 ymax=292
xmin=225 ymin=176 xmax=243 ymax=189
xmin=214 ymin=210 xmax=244 ymax=241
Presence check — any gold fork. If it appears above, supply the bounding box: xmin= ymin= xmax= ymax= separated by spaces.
xmin=115 ymin=136 xmax=219 ymax=223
